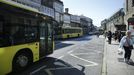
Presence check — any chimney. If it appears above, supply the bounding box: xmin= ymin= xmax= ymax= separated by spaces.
xmin=65 ymin=8 xmax=69 ymax=13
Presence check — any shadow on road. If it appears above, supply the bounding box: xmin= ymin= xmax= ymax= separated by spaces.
xmin=54 ymin=42 xmax=74 ymax=50
xmin=9 ymin=57 xmax=85 ymax=75
xmin=118 ymin=58 xmax=134 ymax=66
xmin=118 ymin=58 xmax=124 ymax=62
xmin=64 ymin=36 xmax=92 ymax=41
xmin=111 ymin=43 xmax=119 ymax=45
xmin=127 ymin=59 xmax=134 ymax=66
xmin=54 ymin=36 xmax=92 ymax=50
xmin=55 ymin=35 xmax=92 ymax=42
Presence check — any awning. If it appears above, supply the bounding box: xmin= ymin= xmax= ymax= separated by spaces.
xmin=128 ymin=17 xmax=134 ymax=25
xmin=128 ymin=17 xmax=134 ymax=22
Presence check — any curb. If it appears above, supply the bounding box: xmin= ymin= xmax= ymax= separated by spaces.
xmin=102 ymin=39 xmax=107 ymax=75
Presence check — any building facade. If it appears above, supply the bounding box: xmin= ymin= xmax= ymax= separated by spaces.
xmin=53 ymin=0 xmax=64 ymax=24
xmin=101 ymin=19 xmax=107 ymax=31
xmin=80 ymin=16 xmax=93 ymax=34
xmin=105 ymin=8 xmax=126 ymax=33
xmin=124 ymin=0 xmax=134 ymax=42
xmin=11 ymin=0 xmax=55 ymax=18
xmin=124 ymin=0 xmax=134 ymax=30
xmin=40 ymin=0 xmax=55 ymax=18
xmin=12 ymin=0 xmax=41 ymax=10
xmin=70 ymin=15 xmax=81 ymax=27
xmin=41 ymin=0 xmax=64 ymax=20
xmin=63 ymin=8 xmax=71 ymax=27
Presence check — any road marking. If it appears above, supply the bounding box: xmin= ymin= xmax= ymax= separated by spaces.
xmin=30 ymin=65 xmax=47 ymax=75
xmin=45 ymin=69 xmax=53 ymax=75
xmin=67 ymin=50 xmax=73 ymax=54
xmin=55 ymin=55 xmax=65 ymax=61
xmin=72 ymin=53 xmax=92 ymax=55
xmin=58 ymin=55 xmax=64 ymax=59
xmin=70 ymin=54 xmax=98 ymax=66
xmin=102 ymin=39 xmax=107 ymax=75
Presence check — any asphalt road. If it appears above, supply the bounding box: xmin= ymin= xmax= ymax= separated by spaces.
xmin=9 ymin=35 xmax=104 ymax=75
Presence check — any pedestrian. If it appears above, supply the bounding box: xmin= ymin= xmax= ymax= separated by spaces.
xmin=97 ymin=33 xmax=99 ymax=37
xmin=104 ymin=32 xmax=107 ymax=39
xmin=114 ymin=31 xmax=118 ymax=41
xmin=107 ymin=31 xmax=112 ymax=44
xmin=118 ymin=31 xmax=122 ymax=43
xmin=119 ymin=31 xmax=133 ymax=63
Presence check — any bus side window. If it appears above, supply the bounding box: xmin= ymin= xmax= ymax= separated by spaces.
xmin=0 ymin=15 xmax=4 ymax=33
xmin=0 ymin=22 xmax=3 ymax=33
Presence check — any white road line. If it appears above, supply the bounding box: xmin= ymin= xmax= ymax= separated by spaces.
xmin=55 ymin=55 xmax=64 ymax=61
xmin=70 ymin=54 xmax=98 ymax=66
xmin=30 ymin=65 xmax=47 ymax=75
xmin=67 ymin=50 xmax=73 ymax=54
xmin=58 ymin=55 xmax=64 ymax=59
xmin=45 ymin=69 xmax=53 ymax=75
xmin=72 ymin=53 xmax=92 ymax=55
xmin=84 ymin=64 xmax=97 ymax=67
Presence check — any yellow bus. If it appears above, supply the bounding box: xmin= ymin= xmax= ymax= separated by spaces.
xmin=54 ymin=27 xmax=83 ymax=39
xmin=0 ymin=1 xmax=56 ymax=74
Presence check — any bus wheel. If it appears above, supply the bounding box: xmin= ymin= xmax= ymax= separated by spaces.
xmin=13 ymin=51 xmax=32 ymax=72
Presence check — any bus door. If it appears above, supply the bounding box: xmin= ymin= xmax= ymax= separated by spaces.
xmin=0 ymin=15 xmax=3 ymax=46
xmin=0 ymin=15 xmax=6 ymax=47
xmin=39 ymin=22 xmax=53 ymax=58
xmin=47 ymin=23 xmax=53 ymax=54
xmin=39 ymin=22 xmax=47 ymax=58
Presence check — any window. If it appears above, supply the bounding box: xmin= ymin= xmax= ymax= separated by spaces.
xmin=48 ymin=23 xmax=52 ymax=37
xmin=18 ymin=18 xmax=24 ymax=24
xmin=25 ymin=19 xmax=31 ymax=25
xmin=24 ymin=26 xmax=38 ymax=42
xmin=0 ymin=22 xmax=3 ymax=33
xmin=0 ymin=15 xmax=4 ymax=33
xmin=0 ymin=21 xmax=4 ymax=47
xmin=9 ymin=24 xmax=38 ymax=45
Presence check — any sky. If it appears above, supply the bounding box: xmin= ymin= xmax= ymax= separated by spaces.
xmin=61 ymin=0 xmax=124 ymax=27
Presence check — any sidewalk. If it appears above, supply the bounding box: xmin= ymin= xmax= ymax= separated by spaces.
xmin=104 ymin=39 xmax=134 ymax=75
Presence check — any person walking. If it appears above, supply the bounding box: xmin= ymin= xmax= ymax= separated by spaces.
xmin=104 ymin=32 xmax=107 ymax=39
xmin=114 ymin=31 xmax=118 ymax=41
xmin=119 ymin=31 xmax=133 ymax=63
xmin=118 ymin=31 xmax=122 ymax=43
xmin=107 ymin=31 xmax=112 ymax=44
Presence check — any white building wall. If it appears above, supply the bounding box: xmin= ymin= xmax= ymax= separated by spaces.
xmin=64 ymin=14 xmax=70 ymax=23
xmin=53 ymin=2 xmax=63 ymax=13
xmin=53 ymin=1 xmax=64 ymax=22
xmin=71 ymin=15 xmax=80 ymax=23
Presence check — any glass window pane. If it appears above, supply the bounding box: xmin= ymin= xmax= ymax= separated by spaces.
xmin=0 ymin=22 xmax=3 ymax=33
